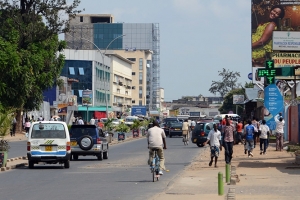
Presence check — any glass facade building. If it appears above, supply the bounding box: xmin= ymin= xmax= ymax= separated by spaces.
xmin=66 ymin=17 xmax=160 ymax=111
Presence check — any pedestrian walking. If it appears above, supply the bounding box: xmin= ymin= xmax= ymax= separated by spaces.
xmin=77 ymin=117 xmax=84 ymax=125
xmin=90 ymin=116 xmax=95 ymax=125
xmin=245 ymin=120 xmax=255 ymax=157
xmin=275 ymin=113 xmax=285 ymax=151
xmin=203 ymin=124 xmax=222 ymax=168
xmin=236 ymin=120 xmax=244 ymax=144
xmin=11 ymin=117 xmax=17 ymax=137
xmin=259 ymin=119 xmax=270 ymax=155
xmin=252 ymin=117 xmax=260 ymax=148
xmin=24 ymin=118 xmax=31 ymax=134
xmin=223 ymin=119 xmax=234 ymax=164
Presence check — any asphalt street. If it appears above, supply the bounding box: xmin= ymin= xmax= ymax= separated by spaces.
xmin=1 ymin=136 xmax=205 ymax=200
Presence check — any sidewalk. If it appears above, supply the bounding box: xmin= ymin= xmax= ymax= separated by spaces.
xmin=152 ymin=142 xmax=300 ymax=200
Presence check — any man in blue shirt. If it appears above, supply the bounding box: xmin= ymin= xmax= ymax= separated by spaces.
xmin=244 ymin=120 xmax=255 ymax=157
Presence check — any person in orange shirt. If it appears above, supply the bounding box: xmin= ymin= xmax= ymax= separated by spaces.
xmin=236 ymin=120 xmax=244 ymax=144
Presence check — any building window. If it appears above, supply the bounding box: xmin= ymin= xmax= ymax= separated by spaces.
xmin=69 ymin=67 xmax=75 ymax=75
xmin=78 ymin=68 xmax=84 ymax=75
xmin=78 ymin=90 xmax=83 ymax=97
xmin=139 ymin=72 xmax=142 ymax=84
xmin=117 ymin=89 xmax=120 ymax=94
xmin=132 ymin=72 xmax=135 ymax=75
xmin=125 ymin=91 xmax=128 ymax=95
xmin=80 ymin=16 xmax=83 ymax=22
xmin=139 ymin=100 xmax=142 ymax=105
xmin=139 ymin=58 xmax=143 ymax=70
xmin=127 ymin=58 xmax=136 ymax=62
xmin=132 ymin=100 xmax=135 ymax=104
xmin=139 ymin=86 xmax=142 ymax=99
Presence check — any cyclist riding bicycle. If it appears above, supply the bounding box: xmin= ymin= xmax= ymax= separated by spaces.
xmin=182 ymin=119 xmax=189 ymax=143
xmin=147 ymin=120 xmax=167 ymax=175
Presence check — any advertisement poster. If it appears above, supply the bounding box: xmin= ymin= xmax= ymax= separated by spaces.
xmin=58 ymin=103 xmax=68 ymax=115
xmin=82 ymin=90 xmax=93 ymax=106
xmin=252 ymin=0 xmax=300 ymax=84
xmin=264 ymin=84 xmax=284 ymax=130
xmin=233 ymin=95 xmax=245 ymax=104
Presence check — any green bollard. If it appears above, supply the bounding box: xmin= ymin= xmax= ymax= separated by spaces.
xmin=218 ymin=172 xmax=224 ymax=196
xmin=226 ymin=164 xmax=230 ymax=183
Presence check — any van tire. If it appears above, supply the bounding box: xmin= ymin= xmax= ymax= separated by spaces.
xmin=79 ymin=135 xmax=94 ymax=150
xmin=28 ymin=161 xmax=34 ymax=169
xmin=64 ymin=160 xmax=70 ymax=168
xmin=73 ymin=154 xmax=78 ymax=160
xmin=103 ymin=150 xmax=108 ymax=159
xmin=97 ymin=152 xmax=103 ymax=160
xmin=197 ymin=143 xmax=204 ymax=147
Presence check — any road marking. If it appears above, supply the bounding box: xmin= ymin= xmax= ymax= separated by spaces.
xmin=64 ymin=172 xmax=112 ymax=174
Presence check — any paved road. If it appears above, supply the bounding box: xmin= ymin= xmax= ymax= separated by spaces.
xmin=7 ymin=132 xmax=133 ymax=159
xmin=1 ymin=136 xmax=204 ymax=200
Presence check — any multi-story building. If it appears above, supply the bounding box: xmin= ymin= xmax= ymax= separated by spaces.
xmin=107 ymin=53 xmax=133 ymax=114
xmin=65 ymin=14 xmax=160 ymax=112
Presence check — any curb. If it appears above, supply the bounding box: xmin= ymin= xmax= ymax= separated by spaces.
xmin=1 ymin=156 xmax=27 ymax=172
xmin=224 ymin=165 xmax=239 ymax=199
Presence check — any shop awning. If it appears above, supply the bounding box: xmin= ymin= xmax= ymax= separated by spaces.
xmin=78 ymin=106 xmax=112 ymax=112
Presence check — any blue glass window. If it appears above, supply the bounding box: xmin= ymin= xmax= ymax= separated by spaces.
xmin=69 ymin=67 xmax=75 ymax=75
xmin=79 ymin=68 xmax=84 ymax=75
xmin=78 ymin=90 xmax=83 ymax=97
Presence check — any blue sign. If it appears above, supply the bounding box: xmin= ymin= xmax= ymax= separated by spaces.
xmin=248 ymin=73 xmax=253 ymax=80
xmin=264 ymin=84 xmax=284 ymax=130
xmin=131 ymin=106 xmax=147 ymax=116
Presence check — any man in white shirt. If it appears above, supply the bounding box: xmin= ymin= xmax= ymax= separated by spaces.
xmin=259 ymin=119 xmax=270 ymax=155
xmin=275 ymin=113 xmax=285 ymax=151
xmin=90 ymin=117 xmax=95 ymax=125
xmin=147 ymin=120 xmax=167 ymax=175
xmin=203 ymin=124 xmax=222 ymax=168
xmin=77 ymin=117 xmax=84 ymax=125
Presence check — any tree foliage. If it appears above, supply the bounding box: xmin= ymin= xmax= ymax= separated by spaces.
xmin=0 ymin=0 xmax=81 ymax=111
xmin=209 ymin=68 xmax=241 ymax=97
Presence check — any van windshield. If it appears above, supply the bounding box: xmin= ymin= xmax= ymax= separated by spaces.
xmin=31 ymin=123 xmax=66 ymax=138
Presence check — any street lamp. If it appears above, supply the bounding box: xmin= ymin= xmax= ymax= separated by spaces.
xmin=65 ymin=33 xmax=125 ymax=118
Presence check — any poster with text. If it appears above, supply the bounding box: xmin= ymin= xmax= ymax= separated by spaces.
xmin=252 ymin=0 xmax=300 ymax=84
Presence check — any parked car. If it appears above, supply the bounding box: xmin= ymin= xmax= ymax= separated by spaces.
xmin=27 ymin=121 xmax=71 ymax=169
xmin=168 ymin=122 xmax=183 ymax=138
xmin=69 ymin=125 xmax=108 ymax=160
xmin=124 ymin=116 xmax=139 ymax=127
xmin=112 ymin=118 xmax=120 ymax=125
xmin=191 ymin=121 xmax=215 ymax=147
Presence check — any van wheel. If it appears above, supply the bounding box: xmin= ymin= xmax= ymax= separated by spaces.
xmin=64 ymin=160 xmax=70 ymax=169
xmin=103 ymin=151 xmax=108 ymax=159
xmin=28 ymin=161 xmax=34 ymax=169
xmin=97 ymin=152 xmax=103 ymax=160
xmin=197 ymin=143 xmax=204 ymax=147
xmin=73 ymin=154 xmax=78 ymax=160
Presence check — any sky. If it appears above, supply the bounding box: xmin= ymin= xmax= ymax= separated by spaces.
xmin=71 ymin=0 xmax=252 ymax=102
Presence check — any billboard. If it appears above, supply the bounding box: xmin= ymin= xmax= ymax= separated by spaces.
xmin=251 ymin=0 xmax=300 ymax=84
xmin=233 ymin=95 xmax=245 ymax=104
xmin=131 ymin=106 xmax=147 ymax=116
xmin=82 ymin=90 xmax=93 ymax=106
xmin=264 ymin=84 xmax=284 ymax=130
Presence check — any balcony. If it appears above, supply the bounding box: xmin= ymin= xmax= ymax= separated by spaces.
xmin=126 ymin=85 xmax=131 ymax=89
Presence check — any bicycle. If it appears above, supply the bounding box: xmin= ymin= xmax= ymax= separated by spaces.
xmin=150 ymin=148 xmax=160 ymax=182
xmin=182 ymin=130 xmax=189 ymax=146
